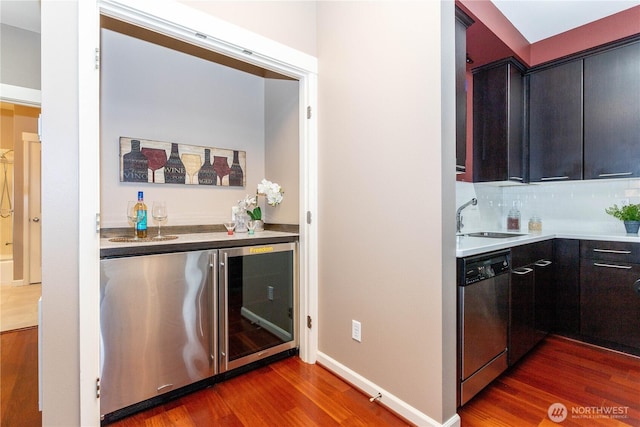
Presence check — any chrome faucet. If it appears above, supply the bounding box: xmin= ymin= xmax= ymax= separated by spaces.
xmin=456 ymin=198 xmax=477 ymax=234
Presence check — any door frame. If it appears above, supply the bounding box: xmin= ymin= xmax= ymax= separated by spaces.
xmin=21 ymin=132 xmax=41 ymax=285
xmin=80 ymin=1 xmax=319 ymax=423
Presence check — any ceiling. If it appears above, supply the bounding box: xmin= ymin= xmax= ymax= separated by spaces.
xmin=492 ymin=0 xmax=639 ymax=43
xmin=0 ymin=1 xmax=40 ymax=33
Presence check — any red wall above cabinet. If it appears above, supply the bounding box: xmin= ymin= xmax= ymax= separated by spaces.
xmin=456 ymin=0 xmax=640 ymax=68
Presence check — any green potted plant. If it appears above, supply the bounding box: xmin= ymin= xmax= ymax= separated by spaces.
xmin=247 ymin=204 xmax=262 ymax=222
xmin=605 ymin=203 xmax=640 ymax=234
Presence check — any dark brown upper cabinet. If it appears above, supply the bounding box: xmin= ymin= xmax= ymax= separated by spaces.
xmin=455 ymin=7 xmax=474 ymax=174
xmin=528 ymin=60 xmax=584 ymax=182
xmin=472 ymin=58 xmax=525 ymax=183
xmin=584 ymin=41 xmax=640 ymax=180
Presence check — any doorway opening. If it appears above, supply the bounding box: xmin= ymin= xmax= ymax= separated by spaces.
xmin=0 ymin=103 xmax=41 ymax=332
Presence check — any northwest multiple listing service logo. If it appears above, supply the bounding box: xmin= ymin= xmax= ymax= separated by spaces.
xmin=548 ymin=403 xmax=568 ymax=423
xmin=548 ymin=403 xmax=630 ymax=423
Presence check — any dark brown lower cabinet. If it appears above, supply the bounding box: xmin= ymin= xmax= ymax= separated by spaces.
xmin=580 ymin=261 xmax=640 ymax=350
xmin=510 ymin=240 xmax=553 ymax=366
xmin=510 ymin=264 xmax=536 ymax=365
xmin=552 ymin=239 xmax=580 ymax=335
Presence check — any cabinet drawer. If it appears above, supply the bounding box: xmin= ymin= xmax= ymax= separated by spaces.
xmin=511 ymin=240 xmax=553 ymax=268
xmin=580 ymin=240 xmax=640 ymax=264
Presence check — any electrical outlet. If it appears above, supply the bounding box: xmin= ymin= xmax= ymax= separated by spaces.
xmin=352 ymin=320 xmax=362 ymax=342
xmin=267 ymin=286 xmax=274 ymax=301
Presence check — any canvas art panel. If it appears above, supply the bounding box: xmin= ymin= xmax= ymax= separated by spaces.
xmin=119 ymin=137 xmax=246 ymax=187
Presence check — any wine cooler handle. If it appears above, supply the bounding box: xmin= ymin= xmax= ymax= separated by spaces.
xmin=210 ymin=251 xmax=218 ymax=375
xmin=219 ymin=251 xmax=229 ymax=373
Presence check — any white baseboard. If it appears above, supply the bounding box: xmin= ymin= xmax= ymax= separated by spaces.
xmin=316 ymin=351 xmax=461 ymax=427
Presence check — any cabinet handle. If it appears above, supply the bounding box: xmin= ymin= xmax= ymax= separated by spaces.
xmin=593 ymin=249 xmax=631 ymax=255
xmin=593 ymin=262 xmax=632 ymax=270
xmin=598 ymin=172 xmax=633 ymax=178
xmin=540 ymin=176 xmax=569 ymax=181
xmin=509 ymin=176 xmax=524 ymax=181
xmin=512 ymin=267 xmax=533 ymax=275
xmin=534 ymin=260 xmax=552 ymax=267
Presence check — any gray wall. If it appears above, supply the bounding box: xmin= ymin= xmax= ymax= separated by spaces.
xmin=316 ymin=1 xmax=456 ymax=422
xmin=0 ymin=23 xmax=40 ymax=89
xmin=41 ymin=1 xmax=456 ymax=424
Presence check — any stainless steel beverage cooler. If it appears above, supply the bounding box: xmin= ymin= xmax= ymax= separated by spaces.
xmin=218 ymin=242 xmax=298 ymax=373
xmin=100 ymin=250 xmax=215 ymax=416
xmin=100 ymin=242 xmax=297 ymax=418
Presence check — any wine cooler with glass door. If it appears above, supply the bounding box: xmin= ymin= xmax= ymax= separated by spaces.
xmin=218 ymin=242 xmax=298 ymax=373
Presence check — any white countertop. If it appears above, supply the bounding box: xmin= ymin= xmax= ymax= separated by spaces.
xmin=101 ymin=230 xmax=299 ymax=251
xmin=456 ymin=229 xmax=640 ymax=257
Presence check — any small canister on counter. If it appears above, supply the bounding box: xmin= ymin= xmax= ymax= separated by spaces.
xmin=528 ymin=215 xmax=542 ymax=232
xmin=507 ymin=205 xmax=521 ymax=231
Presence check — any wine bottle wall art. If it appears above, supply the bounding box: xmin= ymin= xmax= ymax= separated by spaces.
xmin=119 ymin=137 xmax=246 ymax=187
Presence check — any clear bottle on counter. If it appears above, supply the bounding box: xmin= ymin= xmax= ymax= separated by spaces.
xmin=528 ymin=215 xmax=542 ymax=232
xmin=507 ymin=204 xmax=520 ymax=231
xmin=134 ymin=191 xmax=148 ymax=238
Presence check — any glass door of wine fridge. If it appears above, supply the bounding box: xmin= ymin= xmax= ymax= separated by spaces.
xmin=218 ymin=242 xmax=297 ymax=373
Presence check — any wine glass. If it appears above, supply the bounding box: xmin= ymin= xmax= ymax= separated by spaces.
xmin=126 ymin=201 xmax=140 ymax=240
xmin=223 ymin=222 xmax=236 ymax=236
xmin=247 ymin=220 xmax=256 ymax=235
xmin=152 ymin=201 xmax=168 ymax=239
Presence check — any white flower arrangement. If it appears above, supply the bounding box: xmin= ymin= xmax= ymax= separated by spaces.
xmin=257 ymin=179 xmax=284 ymax=206
xmin=237 ymin=195 xmax=256 ymax=212
xmin=238 ymin=179 xmax=283 ymax=222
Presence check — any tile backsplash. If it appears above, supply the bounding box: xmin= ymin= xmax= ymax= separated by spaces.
xmin=456 ymin=179 xmax=640 ymax=234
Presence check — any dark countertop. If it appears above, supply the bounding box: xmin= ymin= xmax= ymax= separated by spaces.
xmin=101 ymin=230 xmax=299 ymax=258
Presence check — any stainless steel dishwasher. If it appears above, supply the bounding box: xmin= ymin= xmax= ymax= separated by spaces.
xmin=457 ymin=250 xmax=510 ymax=407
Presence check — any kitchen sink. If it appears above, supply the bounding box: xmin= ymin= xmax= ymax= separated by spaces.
xmin=464 ymin=231 xmax=526 ymax=238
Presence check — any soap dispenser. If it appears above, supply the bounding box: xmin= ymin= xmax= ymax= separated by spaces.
xmin=507 ymin=203 xmax=521 ymax=231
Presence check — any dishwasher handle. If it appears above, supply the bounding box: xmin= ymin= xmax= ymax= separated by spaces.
xmin=512 ymin=267 xmax=533 ymax=275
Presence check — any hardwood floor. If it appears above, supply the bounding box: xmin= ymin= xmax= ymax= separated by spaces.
xmin=0 ymin=326 xmax=41 ymax=427
xmin=459 ymin=335 xmax=640 ymax=426
xmin=108 ymin=356 xmax=411 ymax=427
xmin=2 ymin=330 xmax=639 ymax=427
xmin=0 ymin=283 xmax=41 ymax=332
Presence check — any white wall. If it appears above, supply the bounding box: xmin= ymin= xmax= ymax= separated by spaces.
xmin=101 ymin=28 xmax=300 ymax=228
xmin=457 ymin=178 xmax=640 ymax=234
xmin=41 ymin=1 xmax=81 ymax=424
xmin=178 ymin=0 xmax=317 ymax=57
xmin=265 ymin=78 xmax=299 ymax=225
xmin=0 ymin=23 xmax=41 ymax=89
xmin=101 ymin=28 xmax=265 ymax=227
